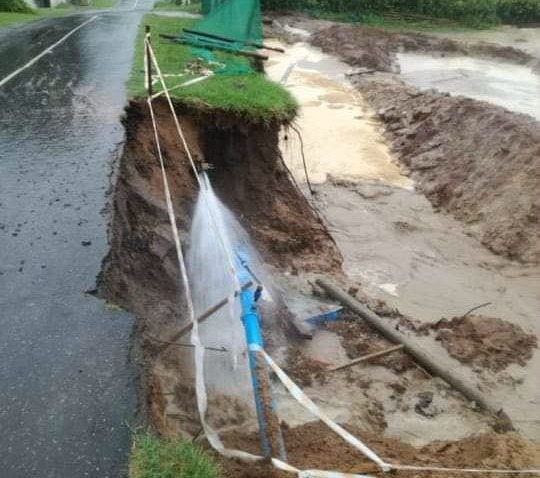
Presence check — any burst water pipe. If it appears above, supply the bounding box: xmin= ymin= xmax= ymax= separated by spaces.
xmin=235 ymin=248 xmax=287 ymax=461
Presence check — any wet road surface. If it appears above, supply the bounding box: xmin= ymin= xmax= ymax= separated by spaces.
xmin=0 ymin=3 xmax=152 ymax=476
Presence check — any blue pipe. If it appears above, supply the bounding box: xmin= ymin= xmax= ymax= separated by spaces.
xmin=235 ymin=248 xmax=286 ymax=460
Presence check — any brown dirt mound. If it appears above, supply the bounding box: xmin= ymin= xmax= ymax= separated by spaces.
xmin=217 ymin=420 xmax=540 ymax=477
xmin=352 ymin=77 xmax=540 ymax=263
xmin=310 ymin=23 xmax=535 ymax=73
xmin=432 ymin=315 xmax=538 ymax=372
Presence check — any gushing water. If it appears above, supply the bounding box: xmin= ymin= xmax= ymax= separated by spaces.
xmin=187 ymin=173 xmax=261 ymax=396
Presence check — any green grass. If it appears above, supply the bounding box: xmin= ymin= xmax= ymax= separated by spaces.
xmin=153 ymin=0 xmax=201 ymax=13
xmin=359 ymin=13 xmax=494 ymax=32
xmin=0 ymin=0 xmax=117 ymax=28
xmin=129 ymin=14 xmax=297 ymax=123
xmin=89 ymin=0 xmax=118 ymax=7
xmin=129 ymin=432 xmax=219 ymax=478
xmin=0 ymin=7 xmax=72 ymax=27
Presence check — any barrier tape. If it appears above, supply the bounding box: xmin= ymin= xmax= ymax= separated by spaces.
xmin=145 ymin=38 xmax=240 ymax=292
xmin=146 ymin=71 xmax=382 ymax=478
xmin=253 ymin=345 xmax=390 ymax=471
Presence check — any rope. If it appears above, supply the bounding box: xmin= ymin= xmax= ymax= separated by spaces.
xmin=290 ymin=123 xmax=314 ymax=195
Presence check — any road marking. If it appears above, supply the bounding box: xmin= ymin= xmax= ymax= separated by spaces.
xmin=133 ymin=0 xmax=139 ymax=9
xmin=0 ymin=15 xmax=98 ymax=89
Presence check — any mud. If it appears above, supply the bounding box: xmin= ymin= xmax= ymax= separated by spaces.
xmin=326 ymin=313 xmax=415 ymax=374
xmin=99 ymin=98 xmax=342 ymax=439
xmin=430 ymin=315 xmax=538 ymax=372
xmin=309 ymin=22 xmax=538 ymax=73
xmin=299 ymin=23 xmax=540 ymax=264
xmin=352 ymin=77 xmax=540 ymax=264
xmin=218 ymin=421 xmax=540 ymax=478
xmin=100 ymin=17 xmax=540 ymax=473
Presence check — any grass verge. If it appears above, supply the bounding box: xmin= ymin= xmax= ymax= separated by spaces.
xmin=0 ymin=8 xmax=70 ymax=28
xmin=129 ymin=432 xmax=219 ymax=478
xmin=0 ymin=1 xmax=117 ymax=29
xmin=129 ymin=14 xmax=297 ymax=123
xmin=153 ymin=0 xmax=201 ymax=14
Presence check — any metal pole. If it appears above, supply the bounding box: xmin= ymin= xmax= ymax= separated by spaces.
xmin=236 ymin=250 xmax=286 ymax=460
xmin=145 ymin=25 xmax=152 ymax=97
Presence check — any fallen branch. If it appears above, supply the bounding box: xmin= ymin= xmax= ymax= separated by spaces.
xmin=155 ymin=281 xmax=252 ymax=354
xmin=144 ymin=333 xmax=227 ymax=353
xmin=328 ymin=344 xmax=404 ymax=372
xmin=462 ymin=302 xmax=492 ymax=317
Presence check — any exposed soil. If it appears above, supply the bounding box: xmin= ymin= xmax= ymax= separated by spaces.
xmin=298 ymin=23 xmax=540 ymax=264
xmin=267 ymin=15 xmax=538 ymax=72
xmin=430 ymin=315 xmax=538 ymax=372
xmin=99 ymin=98 xmax=342 ymax=439
xmin=100 ymin=21 xmax=540 ymax=473
xmin=326 ymin=313 xmax=415 ymax=374
xmin=217 ymin=420 xmax=540 ymax=478
xmin=352 ymin=76 xmax=540 ymax=264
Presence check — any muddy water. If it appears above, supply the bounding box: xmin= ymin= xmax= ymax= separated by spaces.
xmin=397 ymin=52 xmax=540 ymax=120
xmin=266 ymin=38 xmax=540 ymax=441
xmin=265 ymin=42 xmax=412 ymax=187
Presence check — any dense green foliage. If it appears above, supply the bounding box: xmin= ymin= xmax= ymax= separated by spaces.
xmin=129 ymin=433 xmax=219 ymax=478
xmin=0 ymin=0 xmax=33 ymax=13
xmin=261 ymin=0 xmax=540 ymax=24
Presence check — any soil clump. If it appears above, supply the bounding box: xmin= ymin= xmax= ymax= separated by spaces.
xmin=217 ymin=420 xmax=540 ymax=478
xmin=430 ymin=315 xmax=538 ymax=372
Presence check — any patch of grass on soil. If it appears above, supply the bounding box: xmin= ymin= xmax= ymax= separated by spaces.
xmin=153 ymin=0 xmax=201 ymax=13
xmin=129 ymin=432 xmax=220 ymax=478
xmin=129 ymin=14 xmax=297 ymax=123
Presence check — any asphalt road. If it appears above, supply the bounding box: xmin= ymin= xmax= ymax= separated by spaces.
xmin=0 ymin=3 xmax=153 ymax=476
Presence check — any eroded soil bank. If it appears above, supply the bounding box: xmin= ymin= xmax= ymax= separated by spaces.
xmin=99 ymin=98 xmax=342 ymax=438
xmin=100 ymin=19 xmax=540 ymax=475
xmin=268 ymin=16 xmax=540 ymax=265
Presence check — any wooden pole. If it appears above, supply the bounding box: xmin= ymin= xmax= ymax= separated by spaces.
xmin=316 ymin=277 xmax=513 ymax=429
xmin=328 ymin=345 xmax=404 ymax=372
xmin=155 ymin=281 xmax=253 ymax=354
xmin=145 ymin=25 xmax=152 ymax=97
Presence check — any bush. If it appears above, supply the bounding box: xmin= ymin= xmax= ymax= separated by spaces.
xmin=497 ymin=0 xmax=540 ymax=22
xmin=261 ymin=0 xmax=540 ymax=24
xmin=0 ymin=0 xmax=34 ymax=13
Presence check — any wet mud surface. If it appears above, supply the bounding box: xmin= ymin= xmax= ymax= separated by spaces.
xmin=354 ymin=77 xmax=540 ymax=264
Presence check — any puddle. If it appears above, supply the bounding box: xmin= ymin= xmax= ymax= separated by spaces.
xmin=397 ymin=52 xmax=540 ymax=120
xmin=265 ymin=42 xmax=413 ymax=188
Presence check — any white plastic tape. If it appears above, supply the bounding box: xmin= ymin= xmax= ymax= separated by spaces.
xmin=259 ymin=348 xmax=390 ymax=471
